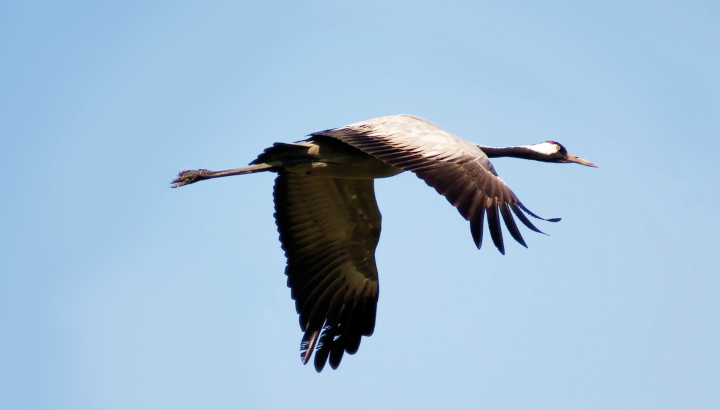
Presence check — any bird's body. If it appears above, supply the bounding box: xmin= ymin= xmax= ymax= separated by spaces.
xmin=172 ymin=114 xmax=596 ymax=372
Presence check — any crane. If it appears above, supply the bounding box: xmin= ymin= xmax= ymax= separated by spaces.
xmin=171 ymin=114 xmax=597 ymax=372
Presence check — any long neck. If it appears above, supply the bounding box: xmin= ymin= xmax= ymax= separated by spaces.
xmin=477 ymin=145 xmax=545 ymax=161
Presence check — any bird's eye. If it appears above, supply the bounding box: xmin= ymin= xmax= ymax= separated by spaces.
xmin=555 ymin=145 xmax=561 ymax=151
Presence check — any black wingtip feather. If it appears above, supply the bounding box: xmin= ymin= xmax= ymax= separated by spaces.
xmin=328 ymin=324 xmax=348 ymax=370
xmin=509 ymin=203 xmax=545 ymax=234
xmin=500 ymin=203 xmax=527 ymax=248
xmin=470 ymin=206 xmax=486 ymax=249
xmin=361 ymin=299 xmax=377 ymax=336
xmin=300 ymin=330 xmax=319 ymax=365
xmin=486 ymin=200 xmax=505 ymax=255
xmin=329 ymin=345 xmax=344 ymax=369
xmin=517 ymin=203 xmax=561 ymax=223
xmin=344 ymin=299 xmax=365 ymax=355
xmin=314 ymin=326 xmax=332 ymax=372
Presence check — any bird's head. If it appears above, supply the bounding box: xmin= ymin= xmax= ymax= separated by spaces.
xmin=526 ymin=141 xmax=597 ymax=167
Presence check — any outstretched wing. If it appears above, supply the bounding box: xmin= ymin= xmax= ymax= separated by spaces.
xmin=313 ymin=114 xmax=557 ymax=254
xmin=273 ymin=172 xmax=380 ymax=372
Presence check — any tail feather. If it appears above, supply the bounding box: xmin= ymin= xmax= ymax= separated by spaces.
xmin=251 ymin=142 xmax=311 ymax=165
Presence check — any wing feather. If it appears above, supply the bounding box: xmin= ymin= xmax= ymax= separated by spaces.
xmin=273 ymin=173 xmax=380 ymax=372
xmin=486 ymin=198 xmax=504 ymax=254
xmin=313 ymin=114 xmax=558 ymax=253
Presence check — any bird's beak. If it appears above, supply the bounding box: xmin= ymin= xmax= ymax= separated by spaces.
xmin=564 ymin=152 xmax=597 ymax=168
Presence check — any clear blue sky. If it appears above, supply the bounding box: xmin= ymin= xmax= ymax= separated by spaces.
xmin=2 ymin=1 xmax=719 ymax=409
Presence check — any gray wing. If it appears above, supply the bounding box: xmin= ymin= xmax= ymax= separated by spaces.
xmin=273 ymin=173 xmax=380 ymax=372
xmin=312 ymin=114 xmax=556 ymax=254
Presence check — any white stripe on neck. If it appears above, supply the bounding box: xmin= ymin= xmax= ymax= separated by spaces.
xmin=523 ymin=142 xmax=558 ymax=155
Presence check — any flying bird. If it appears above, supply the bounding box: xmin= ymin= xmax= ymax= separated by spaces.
xmin=172 ymin=114 xmax=596 ymax=372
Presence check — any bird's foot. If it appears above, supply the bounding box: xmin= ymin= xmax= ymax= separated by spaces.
xmin=171 ymin=169 xmax=212 ymax=188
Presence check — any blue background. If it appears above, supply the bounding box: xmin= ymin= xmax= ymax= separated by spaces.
xmin=2 ymin=1 xmax=719 ymax=409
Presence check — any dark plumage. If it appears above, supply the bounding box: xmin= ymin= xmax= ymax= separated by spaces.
xmin=172 ymin=114 xmax=596 ymax=371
